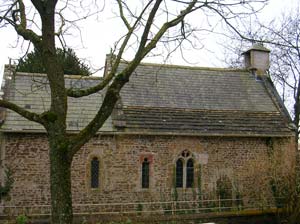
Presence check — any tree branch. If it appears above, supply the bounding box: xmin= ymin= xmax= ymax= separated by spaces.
xmin=0 ymin=0 xmax=43 ymax=48
xmin=15 ymin=25 xmax=42 ymax=48
xmin=67 ymin=0 xmax=153 ymax=98
xmin=0 ymin=99 xmax=44 ymax=124
xmin=18 ymin=0 xmax=26 ymax=28
xmin=138 ymin=0 xmax=198 ymax=58
xmin=67 ymin=0 xmax=199 ymax=156
xmin=116 ymin=0 xmax=132 ymax=30
xmin=135 ymin=0 xmax=162 ymax=56
xmin=207 ymin=4 xmax=297 ymax=50
xmin=0 ymin=1 xmax=18 ymax=25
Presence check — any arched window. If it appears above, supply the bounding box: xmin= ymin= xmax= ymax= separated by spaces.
xmin=142 ymin=158 xmax=150 ymax=188
xmin=176 ymin=159 xmax=183 ymax=188
xmin=91 ymin=157 xmax=99 ymax=188
xmin=186 ymin=159 xmax=194 ymax=188
xmin=175 ymin=150 xmax=195 ymax=188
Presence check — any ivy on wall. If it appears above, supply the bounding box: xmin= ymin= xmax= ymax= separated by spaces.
xmin=0 ymin=167 xmax=14 ymax=200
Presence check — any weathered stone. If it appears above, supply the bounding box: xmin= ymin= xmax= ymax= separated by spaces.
xmin=0 ymin=133 xmax=295 ymax=215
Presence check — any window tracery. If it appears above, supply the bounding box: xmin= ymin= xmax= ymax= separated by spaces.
xmin=175 ymin=150 xmax=194 ymax=188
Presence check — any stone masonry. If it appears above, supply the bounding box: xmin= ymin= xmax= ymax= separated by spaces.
xmin=1 ymin=132 xmax=295 ymax=215
xmin=0 ymin=45 xmax=296 ymax=217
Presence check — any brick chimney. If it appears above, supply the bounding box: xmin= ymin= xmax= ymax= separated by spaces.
xmin=242 ymin=43 xmax=270 ymax=76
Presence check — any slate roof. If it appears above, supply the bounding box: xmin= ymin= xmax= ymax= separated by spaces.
xmin=113 ymin=107 xmax=291 ymax=136
xmin=1 ymin=68 xmax=112 ymax=132
xmin=119 ymin=63 xmax=276 ymax=111
xmin=0 ymin=62 xmax=294 ymax=136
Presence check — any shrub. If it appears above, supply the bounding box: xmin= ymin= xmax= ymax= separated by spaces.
xmin=16 ymin=215 xmax=28 ymax=224
xmin=17 ymin=48 xmax=91 ymax=76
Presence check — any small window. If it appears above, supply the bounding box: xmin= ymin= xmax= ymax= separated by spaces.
xmin=142 ymin=158 xmax=150 ymax=188
xmin=186 ymin=159 xmax=194 ymax=188
xmin=176 ymin=159 xmax=183 ymax=188
xmin=91 ymin=157 xmax=99 ymax=188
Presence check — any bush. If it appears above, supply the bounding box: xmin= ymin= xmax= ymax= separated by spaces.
xmin=17 ymin=48 xmax=91 ymax=76
xmin=16 ymin=215 xmax=28 ymax=224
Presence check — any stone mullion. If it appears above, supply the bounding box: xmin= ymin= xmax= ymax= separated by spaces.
xmin=183 ymin=159 xmax=187 ymax=188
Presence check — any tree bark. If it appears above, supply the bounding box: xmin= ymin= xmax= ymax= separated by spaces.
xmin=49 ymin=136 xmax=73 ymax=224
xmin=34 ymin=1 xmax=71 ymax=223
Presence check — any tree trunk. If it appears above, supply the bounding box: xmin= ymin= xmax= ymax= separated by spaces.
xmin=33 ymin=2 xmax=72 ymax=223
xmin=49 ymin=139 xmax=73 ymax=224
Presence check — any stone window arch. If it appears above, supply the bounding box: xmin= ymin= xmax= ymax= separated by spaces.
xmin=142 ymin=158 xmax=150 ymax=188
xmin=91 ymin=157 xmax=100 ymax=188
xmin=186 ymin=158 xmax=194 ymax=188
xmin=139 ymin=154 xmax=154 ymax=189
xmin=175 ymin=150 xmax=194 ymax=188
xmin=86 ymin=150 xmax=104 ymax=191
xmin=176 ymin=158 xmax=184 ymax=187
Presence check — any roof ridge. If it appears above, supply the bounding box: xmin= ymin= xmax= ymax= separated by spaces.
xmin=10 ymin=72 xmax=102 ymax=80
xmin=119 ymin=60 xmax=248 ymax=72
xmin=122 ymin=106 xmax=281 ymax=114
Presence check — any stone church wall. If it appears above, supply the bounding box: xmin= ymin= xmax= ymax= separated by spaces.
xmin=0 ymin=133 xmax=295 ymax=215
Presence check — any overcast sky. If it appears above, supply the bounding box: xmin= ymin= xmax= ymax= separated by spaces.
xmin=0 ymin=0 xmax=298 ymax=81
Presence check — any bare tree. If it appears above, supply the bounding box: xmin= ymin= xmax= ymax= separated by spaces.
xmin=222 ymin=7 xmax=300 ymax=224
xmin=0 ymin=1 xmax=267 ymax=223
xmin=269 ymin=11 xmax=300 ymax=141
xmin=224 ymin=7 xmax=300 ymax=138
